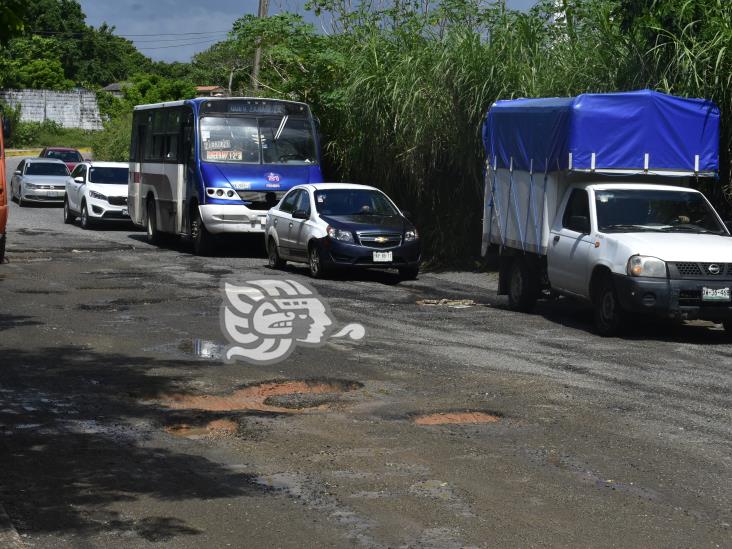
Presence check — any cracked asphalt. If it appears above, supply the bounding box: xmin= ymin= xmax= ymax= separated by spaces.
xmin=1 ymin=157 xmax=730 ymax=547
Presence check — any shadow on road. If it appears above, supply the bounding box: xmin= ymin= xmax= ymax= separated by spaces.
xmin=127 ymin=233 xmax=267 ymax=259
xmin=0 ymin=344 xmax=270 ymax=543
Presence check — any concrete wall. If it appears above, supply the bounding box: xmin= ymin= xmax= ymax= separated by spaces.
xmin=0 ymin=89 xmax=103 ymax=130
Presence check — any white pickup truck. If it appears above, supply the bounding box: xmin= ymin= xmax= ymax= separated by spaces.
xmin=482 ymin=90 xmax=731 ymax=336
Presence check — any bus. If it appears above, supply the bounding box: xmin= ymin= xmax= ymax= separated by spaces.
xmin=128 ymin=97 xmax=323 ymax=255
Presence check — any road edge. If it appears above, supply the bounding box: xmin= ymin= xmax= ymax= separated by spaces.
xmin=0 ymin=502 xmax=25 ymax=548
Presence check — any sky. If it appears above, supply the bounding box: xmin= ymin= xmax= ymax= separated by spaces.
xmin=79 ymin=0 xmax=538 ymax=63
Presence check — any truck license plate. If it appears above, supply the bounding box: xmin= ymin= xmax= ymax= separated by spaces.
xmin=373 ymin=251 xmax=392 ymax=262
xmin=702 ymin=287 xmax=730 ymax=302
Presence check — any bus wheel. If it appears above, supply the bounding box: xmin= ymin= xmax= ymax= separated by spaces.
xmin=146 ymin=199 xmax=160 ymax=245
xmin=268 ymin=237 xmax=285 ymax=269
xmin=190 ymin=208 xmax=212 ymax=256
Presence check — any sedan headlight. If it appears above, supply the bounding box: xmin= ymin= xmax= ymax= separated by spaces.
xmin=88 ymin=190 xmax=107 ymax=201
xmin=405 ymin=229 xmax=418 ymax=241
xmin=25 ymin=182 xmax=38 ymax=189
xmin=627 ymin=255 xmax=667 ymax=278
xmin=327 ymin=226 xmax=354 ymax=243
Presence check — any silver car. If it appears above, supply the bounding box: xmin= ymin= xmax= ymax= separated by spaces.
xmin=11 ymin=158 xmax=70 ymax=206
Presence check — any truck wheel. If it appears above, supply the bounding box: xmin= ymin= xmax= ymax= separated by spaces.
xmin=190 ymin=208 xmax=212 ymax=256
xmin=507 ymin=258 xmax=538 ymax=312
xmin=593 ymin=276 xmax=625 ymax=337
xmin=146 ymin=199 xmax=160 ymax=245
xmin=267 ymin=237 xmax=286 ymax=269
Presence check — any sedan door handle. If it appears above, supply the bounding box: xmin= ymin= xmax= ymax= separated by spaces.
xmin=553 ymin=235 xmax=560 ymax=243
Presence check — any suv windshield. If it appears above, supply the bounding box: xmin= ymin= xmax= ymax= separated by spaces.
xmin=25 ymin=163 xmax=69 ymax=176
xmin=45 ymin=150 xmax=82 ymax=162
xmin=200 ymin=116 xmax=317 ymax=165
xmin=314 ymin=189 xmax=399 ymax=217
xmin=595 ymin=189 xmax=726 ymax=234
xmin=89 ymin=167 xmax=128 ymax=184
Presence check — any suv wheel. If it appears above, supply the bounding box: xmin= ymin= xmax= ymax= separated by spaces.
xmin=594 ymin=275 xmax=625 ymax=336
xmin=507 ymin=258 xmax=538 ymax=312
xmin=63 ymin=198 xmax=74 ymax=224
xmin=80 ymin=203 xmax=94 ymax=230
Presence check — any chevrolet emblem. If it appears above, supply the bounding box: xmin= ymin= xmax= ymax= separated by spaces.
xmin=375 ymin=236 xmax=388 ymax=243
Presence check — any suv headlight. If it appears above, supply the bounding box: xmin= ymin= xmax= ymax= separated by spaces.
xmin=327 ymin=226 xmax=354 ymax=243
xmin=627 ymin=255 xmax=667 ymax=278
xmin=89 ymin=190 xmax=107 ymax=201
xmin=405 ymin=229 xmax=418 ymax=241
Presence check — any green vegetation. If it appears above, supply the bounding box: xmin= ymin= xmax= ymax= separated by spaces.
xmin=1 ymin=0 xmax=729 ymax=262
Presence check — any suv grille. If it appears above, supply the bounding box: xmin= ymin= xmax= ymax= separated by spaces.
xmin=357 ymin=231 xmax=402 ymax=249
xmin=108 ymin=196 xmax=127 ymax=206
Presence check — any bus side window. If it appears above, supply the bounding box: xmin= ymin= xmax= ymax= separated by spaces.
xmin=181 ymin=109 xmax=194 ymax=166
xmin=165 ymin=109 xmax=180 ymax=161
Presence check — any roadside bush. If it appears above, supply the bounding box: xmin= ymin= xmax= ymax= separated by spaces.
xmin=91 ymin=112 xmax=131 ymax=161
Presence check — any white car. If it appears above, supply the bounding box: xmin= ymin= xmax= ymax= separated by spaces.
xmin=11 ymin=158 xmax=69 ymax=206
xmin=64 ymin=161 xmax=130 ymax=229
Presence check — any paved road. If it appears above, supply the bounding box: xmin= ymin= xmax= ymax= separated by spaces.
xmin=0 ymin=190 xmax=730 ymax=547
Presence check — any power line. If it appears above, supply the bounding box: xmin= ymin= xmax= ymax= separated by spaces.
xmin=137 ymin=39 xmax=221 ymax=50
xmin=31 ymin=29 xmax=231 ymax=38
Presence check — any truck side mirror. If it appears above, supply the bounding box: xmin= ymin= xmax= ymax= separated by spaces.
xmin=568 ymin=215 xmax=590 ymax=234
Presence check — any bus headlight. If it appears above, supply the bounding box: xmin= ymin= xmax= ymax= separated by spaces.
xmin=627 ymin=255 xmax=667 ymax=278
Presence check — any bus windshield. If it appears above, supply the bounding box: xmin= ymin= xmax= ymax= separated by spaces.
xmin=200 ymin=116 xmax=317 ymax=165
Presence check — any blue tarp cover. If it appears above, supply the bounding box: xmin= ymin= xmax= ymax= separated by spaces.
xmin=482 ymin=90 xmax=719 ymax=174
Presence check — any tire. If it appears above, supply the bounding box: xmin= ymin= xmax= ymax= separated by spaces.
xmin=63 ymin=198 xmax=75 ymax=224
xmin=308 ymin=243 xmax=328 ymax=279
xmin=507 ymin=258 xmax=539 ymax=312
xmin=17 ymin=187 xmax=25 ymax=207
xmin=268 ymin=237 xmax=286 ymax=269
xmin=398 ymin=265 xmax=419 ymax=281
xmin=190 ymin=207 xmax=212 ymax=256
xmin=80 ymin=203 xmax=94 ymax=230
xmin=146 ymin=199 xmax=161 ymax=245
xmin=593 ymin=275 xmax=625 ymax=337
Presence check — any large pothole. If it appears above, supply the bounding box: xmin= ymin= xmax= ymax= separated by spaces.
xmin=413 ymin=411 xmax=502 ymax=425
xmin=161 ymin=379 xmax=363 ymax=413
xmin=165 ymin=418 xmax=239 ymax=438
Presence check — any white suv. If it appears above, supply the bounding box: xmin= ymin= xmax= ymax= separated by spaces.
xmin=64 ymin=162 xmax=130 ymax=229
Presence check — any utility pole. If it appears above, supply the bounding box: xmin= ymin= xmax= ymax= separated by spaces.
xmin=251 ymin=0 xmax=270 ymax=91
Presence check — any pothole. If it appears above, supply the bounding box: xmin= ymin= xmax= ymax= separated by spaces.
xmin=416 ymin=299 xmax=477 ymax=309
xmin=165 ymin=418 xmax=238 ymax=438
xmin=161 ymin=379 xmax=363 ymax=413
xmin=413 ymin=411 xmax=502 ymax=425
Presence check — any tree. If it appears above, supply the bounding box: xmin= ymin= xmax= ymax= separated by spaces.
xmin=191 ymin=40 xmax=250 ymax=95
xmin=0 ymin=0 xmax=27 ymax=44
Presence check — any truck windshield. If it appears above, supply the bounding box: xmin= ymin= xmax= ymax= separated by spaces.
xmin=595 ymin=189 xmax=726 ymax=234
xmin=200 ymin=116 xmax=317 ymax=165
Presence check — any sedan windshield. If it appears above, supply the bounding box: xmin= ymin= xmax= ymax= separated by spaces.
xmin=25 ymin=163 xmax=69 ymax=176
xmin=200 ymin=116 xmax=317 ymax=165
xmin=89 ymin=167 xmax=128 ymax=184
xmin=314 ymin=189 xmax=399 ymax=217
xmin=595 ymin=189 xmax=726 ymax=234
xmin=45 ymin=150 xmax=82 ymax=162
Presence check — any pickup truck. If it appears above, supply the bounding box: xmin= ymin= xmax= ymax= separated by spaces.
xmin=482 ymin=90 xmax=732 ymax=336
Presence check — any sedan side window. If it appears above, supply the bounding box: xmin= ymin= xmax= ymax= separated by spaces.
xmin=280 ymin=190 xmax=300 ymax=214
xmin=17 ymin=160 xmax=25 ymax=173
xmin=296 ymin=191 xmax=311 ymax=216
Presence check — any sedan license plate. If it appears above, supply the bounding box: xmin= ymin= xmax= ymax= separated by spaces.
xmin=702 ymin=287 xmax=731 ymax=302
xmin=373 ymin=251 xmax=392 ymax=263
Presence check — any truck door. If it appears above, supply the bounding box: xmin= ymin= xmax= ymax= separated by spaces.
xmin=547 ymin=188 xmax=593 ymax=297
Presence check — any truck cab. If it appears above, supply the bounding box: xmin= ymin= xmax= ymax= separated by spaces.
xmin=546 ymin=182 xmax=732 ymax=333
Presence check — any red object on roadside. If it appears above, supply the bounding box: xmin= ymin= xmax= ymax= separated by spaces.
xmin=39 ymin=146 xmax=83 ymax=173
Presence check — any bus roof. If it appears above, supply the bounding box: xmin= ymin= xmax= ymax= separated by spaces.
xmin=133 ymin=97 xmax=310 ymax=111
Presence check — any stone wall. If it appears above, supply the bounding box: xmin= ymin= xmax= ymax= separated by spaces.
xmin=0 ymin=88 xmax=103 ymax=130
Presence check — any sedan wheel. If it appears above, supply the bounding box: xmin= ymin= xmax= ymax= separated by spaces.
xmin=17 ymin=187 xmax=25 ymax=207
xmin=308 ymin=244 xmax=328 ymax=279
xmin=268 ymin=238 xmax=285 ymax=269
